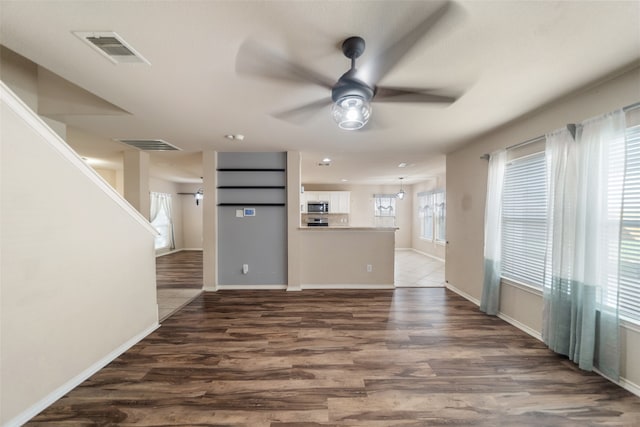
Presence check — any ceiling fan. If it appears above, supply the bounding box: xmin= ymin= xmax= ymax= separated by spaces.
xmin=236 ymin=1 xmax=461 ymax=131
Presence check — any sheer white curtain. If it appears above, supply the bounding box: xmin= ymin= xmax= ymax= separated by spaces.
xmin=543 ymin=111 xmax=626 ymax=379
xmin=150 ymin=192 xmax=175 ymax=251
xmin=480 ymin=149 xmax=506 ymax=315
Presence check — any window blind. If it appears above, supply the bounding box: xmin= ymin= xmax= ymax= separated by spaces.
xmin=620 ymin=124 xmax=640 ymax=322
xmin=501 ymin=152 xmax=547 ymax=288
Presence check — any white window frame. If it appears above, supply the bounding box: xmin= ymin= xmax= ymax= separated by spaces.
xmin=500 ymin=152 xmax=547 ymax=289
xmin=150 ymin=192 xmax=174 ymax=251
xmin=618 ymin=123 xmax=640 ymax=324
xmin=418 ymin=190 xmax=446 ymax=243
xmin=374 ymin=194 xmax=397 ymax=227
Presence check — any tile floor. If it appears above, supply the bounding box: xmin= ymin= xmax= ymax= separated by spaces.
xmin=157 ymin=249 xmax=444 ymax=322
xmin=394 ymin=249 xmax=445 ymax=287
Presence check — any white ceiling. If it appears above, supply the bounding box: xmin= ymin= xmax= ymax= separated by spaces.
xmin=1 ymin=1 xmax=639 ymax=185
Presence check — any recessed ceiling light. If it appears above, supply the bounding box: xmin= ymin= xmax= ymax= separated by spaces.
xmin=398 ymin=162 xmax=408 ymax=168
xmin=341 ymin=179 xmax=349 ymax=182
xmin=225 ymin=134 xmax=245 ymax=141
xmin=322 ymin=157 xmax=331 ymax=163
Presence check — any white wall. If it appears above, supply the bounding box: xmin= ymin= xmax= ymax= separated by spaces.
xmin=1 ymin=45 xmax=38 ymax=110
xmin=93 ymin=167 xmax=123 ymax=195
xmin=64 ymin=126 xmax=125 ymax=195
xmin=1 ymin=84 xmax=158 ymax=425
xmin=446 ymin=65 xmax=640 ymax=393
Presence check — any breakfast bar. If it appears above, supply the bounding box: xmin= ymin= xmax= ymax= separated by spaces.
xmin=297 ymin=227 xmax=396 ymax=288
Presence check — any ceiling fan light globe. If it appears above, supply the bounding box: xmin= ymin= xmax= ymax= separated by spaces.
xmin=332 ymin=95 xmax=371 ymax=130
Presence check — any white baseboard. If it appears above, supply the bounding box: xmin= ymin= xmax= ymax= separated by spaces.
xmin=445 ymin=282 xmax=480 ymax=305
xmin=302 ymin=283 xmax=395 ymax=290
xmin=619 ymin=377 xmax=640 ymax=398
xmin=446 ymin=283 xmax=542 ymax=340
xmin=447 ymin=282 xmax=640 ymax=399
xmin=497 ymin=312 xmax=543 ymax=341
xmin=593 ymin=368 xmax=640 ymax=398
xmin=6 ymin=322 xmax=160 ymax=427
xmin=410 ymin=248 xmax=445 ymax=263
xmin=217 ymin=284 xmax=287 ymax=290
xmin=206 ymin=284 xmax=394 ymax=291
xmin=155 ymin=249 xmax=181 ymax=257
xmin=155 ymin=248 xmax=203 ymax=258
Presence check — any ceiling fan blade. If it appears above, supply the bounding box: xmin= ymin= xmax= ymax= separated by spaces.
xmin=374 ymin=86 xmax=457 ymax=104
xmin=236 ymin=40 xmax=335 ymax=89
xmin=272 ymin=97 xmax=333 ymax=124
xmin=360 ymin=1 xmax=455 ymax=86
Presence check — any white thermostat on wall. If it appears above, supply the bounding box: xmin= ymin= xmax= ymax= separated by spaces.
xmin=243 ymin=207 xmax=256 ymax=217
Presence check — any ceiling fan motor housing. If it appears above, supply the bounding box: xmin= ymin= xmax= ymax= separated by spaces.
xmin=342 ymin=36 xmax=366 ymax=60
xmin=331 ymin=69 xmax=374 ymax=102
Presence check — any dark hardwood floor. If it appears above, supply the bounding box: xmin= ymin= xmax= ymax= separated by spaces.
xmin=156 ymin=250 xmax=203 ymax=289
xmin=28 ymin=288 xmax=640 ymax=426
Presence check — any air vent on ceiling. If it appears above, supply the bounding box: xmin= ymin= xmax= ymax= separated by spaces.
xmin=74 ymin=31 xmax=150 ymax=64
xmin=116 ymin=139 xmax=181 ymax=151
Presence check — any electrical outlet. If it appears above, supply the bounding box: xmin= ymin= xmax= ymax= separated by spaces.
xmin=367 ymin=264 xmax=372 ymax=273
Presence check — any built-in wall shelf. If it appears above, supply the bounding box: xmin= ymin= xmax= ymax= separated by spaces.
xmin=217 ymin=152 xmax=287 ymax=286
xmin=217 ymin=203 xmax=286 ymax=206
xmin=217 ymin=156 xmax=286 ymax=207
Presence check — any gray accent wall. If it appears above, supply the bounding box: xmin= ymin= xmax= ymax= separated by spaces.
xmin=217 ymin=152 xmax=287 ymax=285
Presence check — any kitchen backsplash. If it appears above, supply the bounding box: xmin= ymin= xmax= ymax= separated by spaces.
xmin=302 ymin=213 xmax=350 ymax=226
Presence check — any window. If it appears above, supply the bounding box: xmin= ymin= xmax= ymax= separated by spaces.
xmin=501 ymin=152 xmax=547 ymax=288
xmin=150 ymin=192 xmax=174 ymax=251
xmin=374 ymin=194 xmax=396 ymax=227
xmin=434 ymin=191 xmax=446 ymax=242
xmin=495 ymin=114 xmax=640 ymax=320
xmin=620 ymin=124 xmax=640 ymax=322
xmin=418 ymin=192 xmax=433 ymax=240
xmin=418 ymin=191 xmax=446 ymax=242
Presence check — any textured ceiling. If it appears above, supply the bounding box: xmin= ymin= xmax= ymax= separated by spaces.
xmin=1 ymin=1 xmax=639 ymax=184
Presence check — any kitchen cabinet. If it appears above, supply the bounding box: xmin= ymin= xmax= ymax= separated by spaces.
xmin=302 ymin=191 xmax=350 ymax=213
xmin=329 ymin=191 xmax=350 ymax=213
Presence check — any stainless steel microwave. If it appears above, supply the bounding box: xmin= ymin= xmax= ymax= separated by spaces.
xmin=308 ymin=201 xmax=329 ymax=213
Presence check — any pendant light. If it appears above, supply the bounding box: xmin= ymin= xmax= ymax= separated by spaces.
xmin=195 ymin=188 xmax=204 ymax=205
xmin=397 ymin=177 xmax=405 ymax=200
